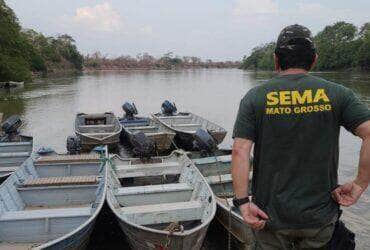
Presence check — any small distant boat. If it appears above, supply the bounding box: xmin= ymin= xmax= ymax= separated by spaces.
xmin=192 ymin=154 xmax=254 ymax=248
xmin=75 ymin=112 xmax=122 ymax=151
xmin=119 ymin=102 xmax=176 ymax=153
xmin=0 ymin=153 xmax=107 ymax=249
xmin=0 ymin=135 xmax=33 ymax=182
xmin=152 ymin=102 xmax=227 ymax=150
xmin=107 ymin=151 xmax=216 ymax=250
xmin=0 ymin=81 xmax=24 ymax=89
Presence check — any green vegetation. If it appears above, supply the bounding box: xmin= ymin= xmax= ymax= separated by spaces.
xmin=84 ymin=52 xmax=240 ymax=70
xmin=241 ymin=22 xmax=370 ymax=71
xmin=0 ymin=0 xmax=83 ymax=82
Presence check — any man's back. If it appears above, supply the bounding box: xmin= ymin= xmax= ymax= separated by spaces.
xmin=233 ymin=73 xmax=370 ymax=230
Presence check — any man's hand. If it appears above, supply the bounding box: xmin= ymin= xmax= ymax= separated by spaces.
xmin=332 ymin=180 xmax=367 ymax=206
xmin=239 ymin=202 xmax=269 ymax=230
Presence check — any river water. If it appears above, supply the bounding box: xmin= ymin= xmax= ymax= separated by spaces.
xmin=0 ymin=69 xmax=369 ymax=249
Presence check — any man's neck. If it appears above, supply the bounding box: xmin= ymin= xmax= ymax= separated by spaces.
xmin=278 ymin=68 xmax=308 ymax=76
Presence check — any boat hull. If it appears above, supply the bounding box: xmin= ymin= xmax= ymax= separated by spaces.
xmin=39 ymin=218 xmax=95 ymax=250
xmin=215 ymin=202 xmax=254 ymax=249
xmin=174 ymin=130 xmax=227 ymax=151
xmin=124 ymin=131 xmax=175 ymax=153
xmin=78 ymin=135 xmax=120 ymax=152
xmin=192 ymin=155 xmax=254 ymax=249
xmin=116 ymin=218 xmax=209 ymax=250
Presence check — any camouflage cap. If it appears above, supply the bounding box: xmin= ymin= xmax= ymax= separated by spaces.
xmin=275 ymin=24 xmax=315 ymax=52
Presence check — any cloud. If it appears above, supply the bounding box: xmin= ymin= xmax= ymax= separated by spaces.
xmin=73 ymin=2 xmax=123 ymax=32
xmin=297 ymin=3 xmax=325 ymax=14
xmin=233 ymin=0 xmax=279 ymax=16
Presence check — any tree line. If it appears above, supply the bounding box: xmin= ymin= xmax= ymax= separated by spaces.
xmin=84 ymin=52 xmax=240 ymax=70
xmin=240 ymin=22 xmax=370 ymax=71
xmin=0 ymin=0 xmax=83 ymax=82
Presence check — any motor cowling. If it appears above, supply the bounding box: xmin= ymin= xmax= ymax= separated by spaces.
xmin=161 ymin=100 xmax=177 ymax=116
xmin=193 ymin=129 xmax=217 ymax=154
xmin=66 ymin=136 xmax=82 ymax=155
xmin=131 ymin=132 xmax=155 ymax=158
xmin=122 ymin=102 xmax=138 ymax=120
xmin=1 ymin=115 xmax=22 ymax=135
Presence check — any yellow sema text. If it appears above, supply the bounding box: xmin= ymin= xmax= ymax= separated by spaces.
xmin=265 ymin=89 xmax=332 ymax=115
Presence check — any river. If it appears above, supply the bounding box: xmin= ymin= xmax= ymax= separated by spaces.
xmin=0 ymin=69 xmax=369 ymax=249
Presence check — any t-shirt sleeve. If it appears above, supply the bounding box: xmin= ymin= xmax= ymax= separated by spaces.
xmin=232 ymin=90 xmax=256 ymax=141
xmin=340 ymin=88 xmax=370 ymax=133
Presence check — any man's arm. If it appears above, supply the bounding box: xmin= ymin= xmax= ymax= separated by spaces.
xmin=232 ymin=138 xmax=252 ymax=199
xmin=232 ymin=138 xmax=268 ymax=230
xmin=332 ymin=120 xmax=370 ymax=206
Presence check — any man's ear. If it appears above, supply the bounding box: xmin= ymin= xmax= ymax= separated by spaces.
xmin=274 ymin=53 xmax=280 ymax=72
xmin=309 ymin=54 xmax=318 ymax=71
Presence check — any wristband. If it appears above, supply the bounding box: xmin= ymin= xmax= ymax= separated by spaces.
xmin=233 ymin=196 xmax=250 ymax=208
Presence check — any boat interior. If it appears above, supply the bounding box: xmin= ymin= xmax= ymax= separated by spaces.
xmin=0 ymin=135 xmax=33 ymax=178
xmin=123 ymin=118 xmax=173 ymax=136
xmin=0 ymin=154 xmax=105 ymax=244
xmin=193 ymin=155 xmax=253 ymax=214
xmin=154 ymin=112 xmax=224 ymax=133
xmin=108 ymin=152 xmax=214 ymax=233
xmin=76 ymin=113 xmax=120 ymax=138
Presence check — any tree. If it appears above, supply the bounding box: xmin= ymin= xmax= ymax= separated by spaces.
xmin=240 ymin=21 xmax=370 ymax=71
xmin=314 ymin=22 xmax=359 ymax=70
xmin=356 ymin=25 xmax=370 ymax=70
xmin=240 ymin=43 xmax=275 ymax=70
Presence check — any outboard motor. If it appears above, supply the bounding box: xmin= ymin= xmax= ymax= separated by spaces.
xmin=161 ymin=100 xmax=177 ymax=116
xmin=131 ymin=132 xmax=156 ymax=158
xmin=1 ymin=115 xmax=22 ymax=135
xmin=122 ymin=102 xmax=138 ymax=120
xmin=193 ymin=129 xmax=217 ymax=155
xmin=66 ymin=136 xmax=82 ymax=155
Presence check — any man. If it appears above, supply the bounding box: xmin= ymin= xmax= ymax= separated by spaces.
xmin=231 ymin=24 xmax=370 ymax=249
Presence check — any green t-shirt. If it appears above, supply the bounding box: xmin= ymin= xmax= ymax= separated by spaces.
xmin=233 ymin=73 xmax=370 ymax=230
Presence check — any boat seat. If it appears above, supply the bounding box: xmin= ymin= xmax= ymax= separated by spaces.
xmin=0 ymin=206 xmax=92 ymax=221
xmin=22 ymin=175 xmax=99 ymax=187
xmin=206 ymin=172 xmax=252 ymax=185
xmin=83 ymin=132 xmax=115 ymax=137
xmin=0 ymin=166 xmax=19 ymax=173
xmin=116 ymin=183 xmax=192 ymax=196
xmin=115 ymin=162 xmax=181 ymax=179
xmin=79 ymin=124 xmax=115 ymax=129
xmin=0 ymin=152 xmax=30 ymax=158
xmin=127 ymin=125 xmax=157 ymax=130
xmin=115 ymin=183 xmax=193 ymax=206
xmin=172 ymin=123 xmax=201 ymax=128
xmin=35 ymin=154 xmax=100 ymax=164
xmin=158 ymin=115 xmax=192 ymax=119
xmin=206 ymin=174 xmax=232 ymax=185
xmin=120 ymin=201 xmax=203 ymax=225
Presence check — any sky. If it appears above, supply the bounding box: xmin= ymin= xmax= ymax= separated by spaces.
xmin=5 ymin=0 xmax=370 ymax=60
